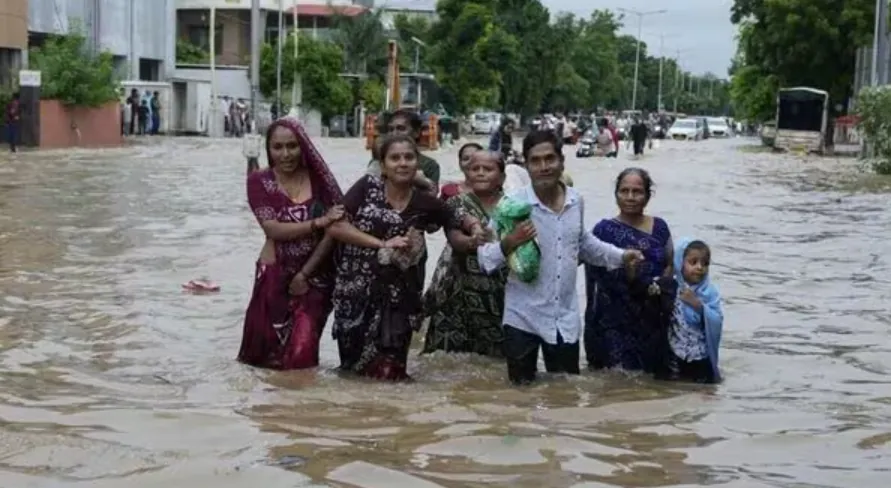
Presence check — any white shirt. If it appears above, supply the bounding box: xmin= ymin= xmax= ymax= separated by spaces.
xmin=477 ymin=185 xmax=625 ymax=344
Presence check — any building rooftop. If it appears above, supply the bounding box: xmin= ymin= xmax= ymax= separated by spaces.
xmin=376 ymin=0 xmax=435 ymax=12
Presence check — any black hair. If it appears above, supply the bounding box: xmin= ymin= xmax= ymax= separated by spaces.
xmin=615 ymin=167 xmax=654 ymax=202
xmin=387 ymin=109 xmax=422 ymax=133
xmin=377 ymin=133 xmax=419 ymax=162
xmin=458 ymin=142 xmax=483 ymax=162
xmin=684 ymin=240 xmax=711 ymax=262
xmin=522 ymin=129 xmax=563 ymax=160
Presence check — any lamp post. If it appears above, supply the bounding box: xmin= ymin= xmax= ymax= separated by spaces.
xmin=656 ymin=33 xmax=679 ymax=113
xmin=617 ymin=8 xmax=667 ymax=112
xmin=410 ymin=36 xmax=426 ymax=108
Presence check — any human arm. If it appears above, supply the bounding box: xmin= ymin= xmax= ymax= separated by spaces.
xmin=577 ymin=200 xmax=626 ymax=269
xmin=247 ymin=172 xmax=342 ymax=241
xmin=414 ymin=158 xmax=440 ymax=194
xmin=477 ymin=219 xmax=535 ymax=274
xmin=325 ymin=175 xmax=408 ymax=249
xmin=289 ymin=233 xmax=336 ymax=295
xmin=662 ymin=235 xmax=675 ymax=278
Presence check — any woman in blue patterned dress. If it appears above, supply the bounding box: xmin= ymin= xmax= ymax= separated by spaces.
xmin=583 ymin=168 xmax=675 ymax=372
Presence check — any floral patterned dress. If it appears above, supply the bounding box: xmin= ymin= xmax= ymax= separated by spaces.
xmin=422 ymin=193 xmax=506 ymax=357
xmin=332 ymin=174 xmax=464 ymax=380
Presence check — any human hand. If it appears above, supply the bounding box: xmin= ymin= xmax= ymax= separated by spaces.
xmin=679 ymin=287 xmax=702 ymax=309
xmin=289 ymin=272 xmax=309 ymax=295
xmin=383 ymin=235 xmax=410 ymax=249
xmin=320 ymin=205 xmax=345 ymax=227
xmin=503 ymin=220 xmax=536 ymax=249
xmin=622 ymin=249 xmax=645 ymax=267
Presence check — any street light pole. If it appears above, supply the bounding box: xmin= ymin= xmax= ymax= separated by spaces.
xmin=275 ymin=0 xmax=283 ymax=112
xmin=618 ymin=8 xmax=666 ymax=112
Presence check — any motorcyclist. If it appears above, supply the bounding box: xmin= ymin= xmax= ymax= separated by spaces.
xmin=488 ymin=118 xmax=515 ymax=161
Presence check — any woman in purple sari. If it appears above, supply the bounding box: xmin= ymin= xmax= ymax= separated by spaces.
xmin=584 ymin=168 xmax=674 ymax=372
xmin=238 ymin=116 xmax=345 ymax=369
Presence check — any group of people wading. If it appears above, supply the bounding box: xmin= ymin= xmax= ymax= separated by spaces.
xmin=239 ymin=111 xmax=724 ymax=385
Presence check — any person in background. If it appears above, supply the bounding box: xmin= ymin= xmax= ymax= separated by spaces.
xmin=478 ymin=130 xmax=644 ymax=385
xmin=5 ymin=92 xmax=20 ymax=153
xmin=150 ymin=91 xmax=161 ymax=135
xmin=127 ymin=88 xmax=140 ymax=135
xmin=657 ymin=238 xmax=724 ymax=383
xmin=628 ymin=117 xmax=649 ymax=157
xmin=439 ymin=142 xmax=483 ymax=201
xmin=222 ymin=96 xmax=232 ymax=136
xmin=137 ymin=99 xmax=149 ymax=135
xmin=488 ymin=118 xmax=515 ymax=161
xmin=367 ymin=109 xmax=440 ymax=195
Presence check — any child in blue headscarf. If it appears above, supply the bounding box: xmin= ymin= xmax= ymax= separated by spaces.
xmin=658 ymin=238 xmax=724 ymax=383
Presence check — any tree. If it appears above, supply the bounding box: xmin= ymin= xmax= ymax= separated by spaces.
xmin=258 ymin=34 xmax=352 ymax=121
xmin=330 ymin=9 xmax=388 ymax=77
xmin=729 ymin=0 xmax=875 ymax=119
xmin=29 ymin=29 xmax=119 ymax=106
xmin=359 ymin=78 xmax=386 ymax=112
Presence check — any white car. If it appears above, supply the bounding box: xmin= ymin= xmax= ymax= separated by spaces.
xmin=707 ymin=117 xmax=732 ymax=137
xmin=667 ymin=118 xmax=704 ymax=141
xmin=471 ymin=112 xmax=500 ymax=134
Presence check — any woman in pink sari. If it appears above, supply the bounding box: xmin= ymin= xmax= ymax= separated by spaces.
xmin=239 ymin=116 xmax=345 ymax=369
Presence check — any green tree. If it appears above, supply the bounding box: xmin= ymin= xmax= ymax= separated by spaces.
xmin=258 ymin=33 xmax=352 ymax=121
xmin=729 ymin=0 xmax=874 ymax=119
xmin=330 ymin=9 xmax=388 ymax=77
xmin=29 ymin=30 xmax=119 ymax=106
xmin=428 ymin=0 xmax=511 ymax=113
xmin=393 ymin=13 xmax=433 ymax=73
xmin=358 ymin=78 xmax=386 ymax=112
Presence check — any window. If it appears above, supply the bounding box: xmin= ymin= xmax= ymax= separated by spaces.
xmin=187 ymin=24 xmax=223 ymax=54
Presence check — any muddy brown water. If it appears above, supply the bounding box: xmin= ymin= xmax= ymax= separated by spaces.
xmin=0 ymin=137 xmax=888 ymax=487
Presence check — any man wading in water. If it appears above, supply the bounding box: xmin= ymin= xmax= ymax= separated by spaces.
xmin=478 ymin=130 xmax=645 ymax=385
xmin=629 ymin=116 xmax=649 ymax=157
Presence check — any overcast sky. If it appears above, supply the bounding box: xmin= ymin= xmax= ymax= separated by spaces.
xmin=542 ymin=0 xmax=737 ymax=77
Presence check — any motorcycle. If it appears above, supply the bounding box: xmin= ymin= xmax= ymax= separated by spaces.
xmin=575 ymin=130 xmax=596 ymax=158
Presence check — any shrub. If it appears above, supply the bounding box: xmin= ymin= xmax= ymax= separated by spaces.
xmin=28 ymin=28 xmax=120 ymax=107
xmin=854 ymin=86 xmax=891 ymax=175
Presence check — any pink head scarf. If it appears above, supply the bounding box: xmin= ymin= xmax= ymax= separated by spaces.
xmin=265 ymin=116 xmax=343 ymax=207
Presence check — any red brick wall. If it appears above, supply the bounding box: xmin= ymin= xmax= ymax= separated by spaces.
xmin=39 ymin=100 xmax=123 ymax=149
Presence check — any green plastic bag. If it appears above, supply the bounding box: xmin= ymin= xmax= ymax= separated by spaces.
xmin=493 ymin=196 xmax=541 ymax=282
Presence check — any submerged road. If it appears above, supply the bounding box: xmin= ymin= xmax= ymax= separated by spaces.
xmin=0 ymin=136 xmax=888 ymax=487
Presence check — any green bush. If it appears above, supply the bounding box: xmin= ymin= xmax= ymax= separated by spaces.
xmin=176 ymin=39 xmax=208 ymax=64
xmin=854 ymin=86 xmax=891 ymax=175
xmin=28 ymin=29 xmax=120 ymax=107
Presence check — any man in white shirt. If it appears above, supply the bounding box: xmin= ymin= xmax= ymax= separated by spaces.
xmin=478 ymin=130 xmax=644 ymax=385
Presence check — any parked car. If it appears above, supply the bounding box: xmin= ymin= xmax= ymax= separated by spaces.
xmin=667 ymin=118 xmax=704 ymax=141
xmin=707 ymin=117 xmax=732 ymax=137
xmin=471 ymin=112 xmax=500 ymax=134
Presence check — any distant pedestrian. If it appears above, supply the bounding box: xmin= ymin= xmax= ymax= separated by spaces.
xmin=150 ymin=91 xmax=161 ymax=135
xmin=5 ymin=92 xmax=21 ymax=152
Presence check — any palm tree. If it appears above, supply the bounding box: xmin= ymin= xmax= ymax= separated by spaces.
xmin=329 ymin=7 xmax=388 ymax=79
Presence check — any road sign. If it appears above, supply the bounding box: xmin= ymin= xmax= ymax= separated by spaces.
xmin=19 ymin=70 xmax=42 ymax=87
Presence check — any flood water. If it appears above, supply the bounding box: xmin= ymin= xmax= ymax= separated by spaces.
xmin=0 ymin=136 xmax=888 ymax=487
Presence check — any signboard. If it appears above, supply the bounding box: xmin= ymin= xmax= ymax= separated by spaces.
xmin=19 ymin=70 xmax=42 ymax=87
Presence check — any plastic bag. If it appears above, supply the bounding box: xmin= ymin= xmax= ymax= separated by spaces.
xmin=493 ymin=196 xmax=541 ymax=282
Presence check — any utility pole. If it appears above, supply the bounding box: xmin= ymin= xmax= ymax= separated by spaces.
xmin=290 ymin=0 xmax=302 ymax=117
xmin=275 ymin=0 xmax=283 ymax=113
xmin=618 ymin=8 xmax=666 ymax=111
xmin=244 ymin=0 xmax=262 ymax=172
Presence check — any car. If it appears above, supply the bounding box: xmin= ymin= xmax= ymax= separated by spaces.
xmin=707 ymin=117 xmax=732 ymax=137
xmin=471 ymin=112 xmax=500 ymax=134
xmin=667 ymin=118 xmax=704 ymax=141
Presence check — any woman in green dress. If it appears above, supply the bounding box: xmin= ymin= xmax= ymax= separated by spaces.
xmin=422 ymin=151 xmax=507 ymax=357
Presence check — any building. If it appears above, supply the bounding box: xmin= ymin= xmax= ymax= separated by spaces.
xmin=175 ymin=0 xmax=369 ymax=66
xmin=26 ymin=0 xmax=176 ymax=81
xmin=0 ymin=0 xmax=27 ymax=86
xmin=377 ymin=0 xmax=436 ymax=31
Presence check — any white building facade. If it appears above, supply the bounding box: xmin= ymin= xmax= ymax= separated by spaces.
xmin=28 ymin=0 xmax=177 ymax=81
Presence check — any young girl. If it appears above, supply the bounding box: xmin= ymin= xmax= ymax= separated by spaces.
xmin=662 ymin=238 xmax=724 ymax=383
